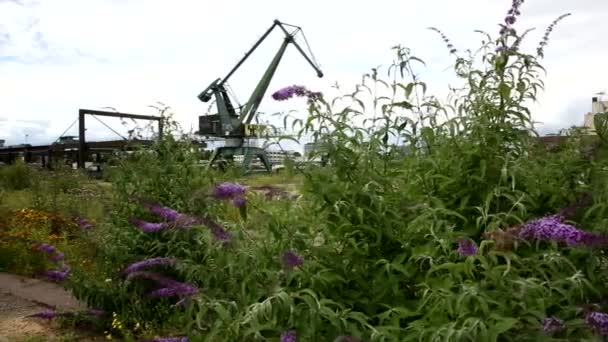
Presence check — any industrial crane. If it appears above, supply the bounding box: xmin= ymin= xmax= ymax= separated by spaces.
xmin=196 ymin=19 xmax=323 ymax=173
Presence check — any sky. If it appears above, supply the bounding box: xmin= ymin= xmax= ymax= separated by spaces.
xmin=1 ymin=0 xmax=607 ymax=151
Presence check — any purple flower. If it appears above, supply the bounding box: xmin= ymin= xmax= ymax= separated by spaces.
xmin=272 ymin=85 xmax=322 ymax=102
xmin=456 ymin=238 xmax=478 ymax=256
xmin=28 ymin=310 xmax=57 ymax=319
xmin=281 ymin=250 xmax=304 ymax=269
xmin=35 ymin=243 xmax=56 ymax=254
xmin=38 ymin=269 xmax=70 ymax=282
xmin=143 ymin=203 xmax=181 ymax=221
xmin=280 ymin=330 xmax=297 ymax=342
xmin=212 ymin=182 xmax=246 ymax=200
xmin=518 ymin=215 xmax=608 ymax=247
xmin=199 ymin=217 xmax=233 ymax=243
xmin=504 ymin=15 xmax=516 ymax=25
xmin=586 ymin=311 xmax=608 ymax=335
xmin=130 ymin=219 xmax=170 ymax=233
xmin=126 ymin=271 xmax=183 ymax=287
xmin=140 ymin=201 xmax=201 ymax=228
xmin=211 ymin=226 xmax=233 ymax=243
xmin=86 ymin=309 xmax=105 ymax=317
xmin=232 ymin=196 xmax=246 ymax=208
xmin=146 ymin=282 xmax=198 ymax=298
xmin=51 ymin=252 xmax=65 ymax=262
xmin=140 ymin=338 xmax=188 ymax=342
xmin=76 ymin=217 xmax=93 ymax=230
xmin=542 ymin=316 xmax=564 ymax=333
xmin=123 ymin=257 xmax=177 ymax=275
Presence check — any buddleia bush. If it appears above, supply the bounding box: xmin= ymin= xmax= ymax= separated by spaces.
xmin=61 ymin=1 xmax=608 ymax=341
xmin=233 ymin=1 xmax=608 ymax=341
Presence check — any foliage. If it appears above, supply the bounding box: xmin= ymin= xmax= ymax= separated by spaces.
xmin=8 ymin=2 xmax=608 ymax=342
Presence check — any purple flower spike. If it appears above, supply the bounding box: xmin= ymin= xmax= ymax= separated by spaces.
xmin=281 ymin=250 xmax=304 ymax=269
xmin=542 ymin=316 xmax=565 ymax=333
xmin=456 ymin=238 xmax=478 ymax=257
xmin=146 ymin=282 xmax=198 ymax=298
xmin=586 ymin=311 xmax=608 ymax=335
xmin=38 ymin=269 xmax=70 ymax=282
xmin=28 ymin=310 xmax=57 ymax=319
xmin=51 ymin=252 xmax=65 ymax=262
xmin=123 ymin=257 xmax=177 ymax=275
xmin=86 ymin=309 xmax=105 ymax=317
xmin=518 ymin=215 xmax=608 ymax=247
xmin=211 ymin=226 xmax=233 ymax=243
xmin=280 ymin=330 xmax=297 ymax=342
xmin=76 ymin=217 xmax=93 ymax=230
xmin=143 ymin=203 xmax=181 ymax=221
xmin=272 ymin=85 xmax=322 ymax=102
xmin=232 ymin=196 xmax=246 ymax=208
xmin=35 ymin=243 xmax=56 ymax=253
xmin=126 ymin=271 xmax=182 ymax=287
xmin=212 ymin=182 xmax=246 ymax=200
xmin=130 ymin=218 xmax=170 ymax=233
xmin=140 ymin=337 xmax=188 ymax=342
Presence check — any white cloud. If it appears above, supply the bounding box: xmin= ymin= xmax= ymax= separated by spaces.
xmin=0 ymin=0 xmax=606 ymax=149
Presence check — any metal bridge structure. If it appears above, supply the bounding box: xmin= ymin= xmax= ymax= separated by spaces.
xmin=0 ymin=109 xmax=179 ymax=170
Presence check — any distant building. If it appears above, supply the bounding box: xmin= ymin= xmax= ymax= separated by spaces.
xmin=233 ymin=149 xmax=299 ymax=165
xmin=304 ymin=142 xmax=326 ymax=159
xmin=583 ymin=96 xmax=608 ymax=132
xmin=0 ymin=140 xmax=4 ymax=148
xmin=58 ymin=136 xmax=78 ymax=143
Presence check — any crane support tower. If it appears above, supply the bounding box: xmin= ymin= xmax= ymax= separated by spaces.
xmin=196 ymin=19 xmax=323 ymax=173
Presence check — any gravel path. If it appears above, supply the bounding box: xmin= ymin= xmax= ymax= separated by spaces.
xmin=0 ymin=272 xmax=89 ymax=341
xmin=0 ymin=291 xmax=58 ymax=341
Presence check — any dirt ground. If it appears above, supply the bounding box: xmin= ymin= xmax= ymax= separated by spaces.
xmin=0 ymin=291 xmax=59 ymax=341
xmin=0 ymin=273 xmax=106 ymax=342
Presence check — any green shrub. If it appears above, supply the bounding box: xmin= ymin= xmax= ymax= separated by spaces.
xmin=54 ymin=2 xmax=608 ymax=341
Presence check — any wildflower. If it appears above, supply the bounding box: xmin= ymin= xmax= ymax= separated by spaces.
xmin=126 ymin=271 xmax=183 ymax=287
xmin=140 ymin=337 xmax=188 ymax=342
xmin=232 ymin=196 xmax=246 ymax=208
xmin=211 ymin=225 xmax=233 ymax=242
xmin=28 ymin=310 xmax=57 ymax=319
xmin=34 ymin=243 xmax=56 ymax=254
xmin=199 ymin=217 xmax=233 ymax=243
xmin=146 ymin=282 xmax=198 ymax=298
xmin=212 ymin=182 xmax=246 ymax=200
xmin=123 ymin=257 xmax=177 ymax=275
xmin=40 ymin=269 xmax=70 ymax=281
xmin=130 ymin=218 xmax=170 ymax=233
xmin=272 ymin=85 xmax=322 ymax=102
xmin=76 ymin=217 xmax=93 ymax=230
xmin=281 ymin=250 xmax=304 ymax=269
xmin=86 ymin=309 xmax=105 ymax=317
xmin=51 ymin=252 xmax=65 ymax=262
xmin=141 ymin=202 xmax=201 ymax=228
xmin=518 ymin=214 xmax=608 ymax=247
xmin=456 ymin=238 xmax=478 ymax=256
xmin=143 ymin=203 xmax=181 ymax=221
xmin=280 ymin=330 xmax=297 ymax=342
xmin=503 ymin=0 xmax=524 ymax=27
xmin=542 ymin=316 xmax=565 ymax=333
xmin=586 ymin=311 xmax=608 ymax=335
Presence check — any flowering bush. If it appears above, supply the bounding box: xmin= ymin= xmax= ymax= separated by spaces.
xmin=45 ymin=1 xmax=608 ymax=341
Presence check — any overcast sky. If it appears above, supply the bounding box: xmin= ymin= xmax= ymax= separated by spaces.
xmin=1 ymin=0 xmax=606 ymax=151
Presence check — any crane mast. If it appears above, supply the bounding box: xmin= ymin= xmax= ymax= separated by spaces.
xmin=196 ymin=20 xmax=323 ymax=173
